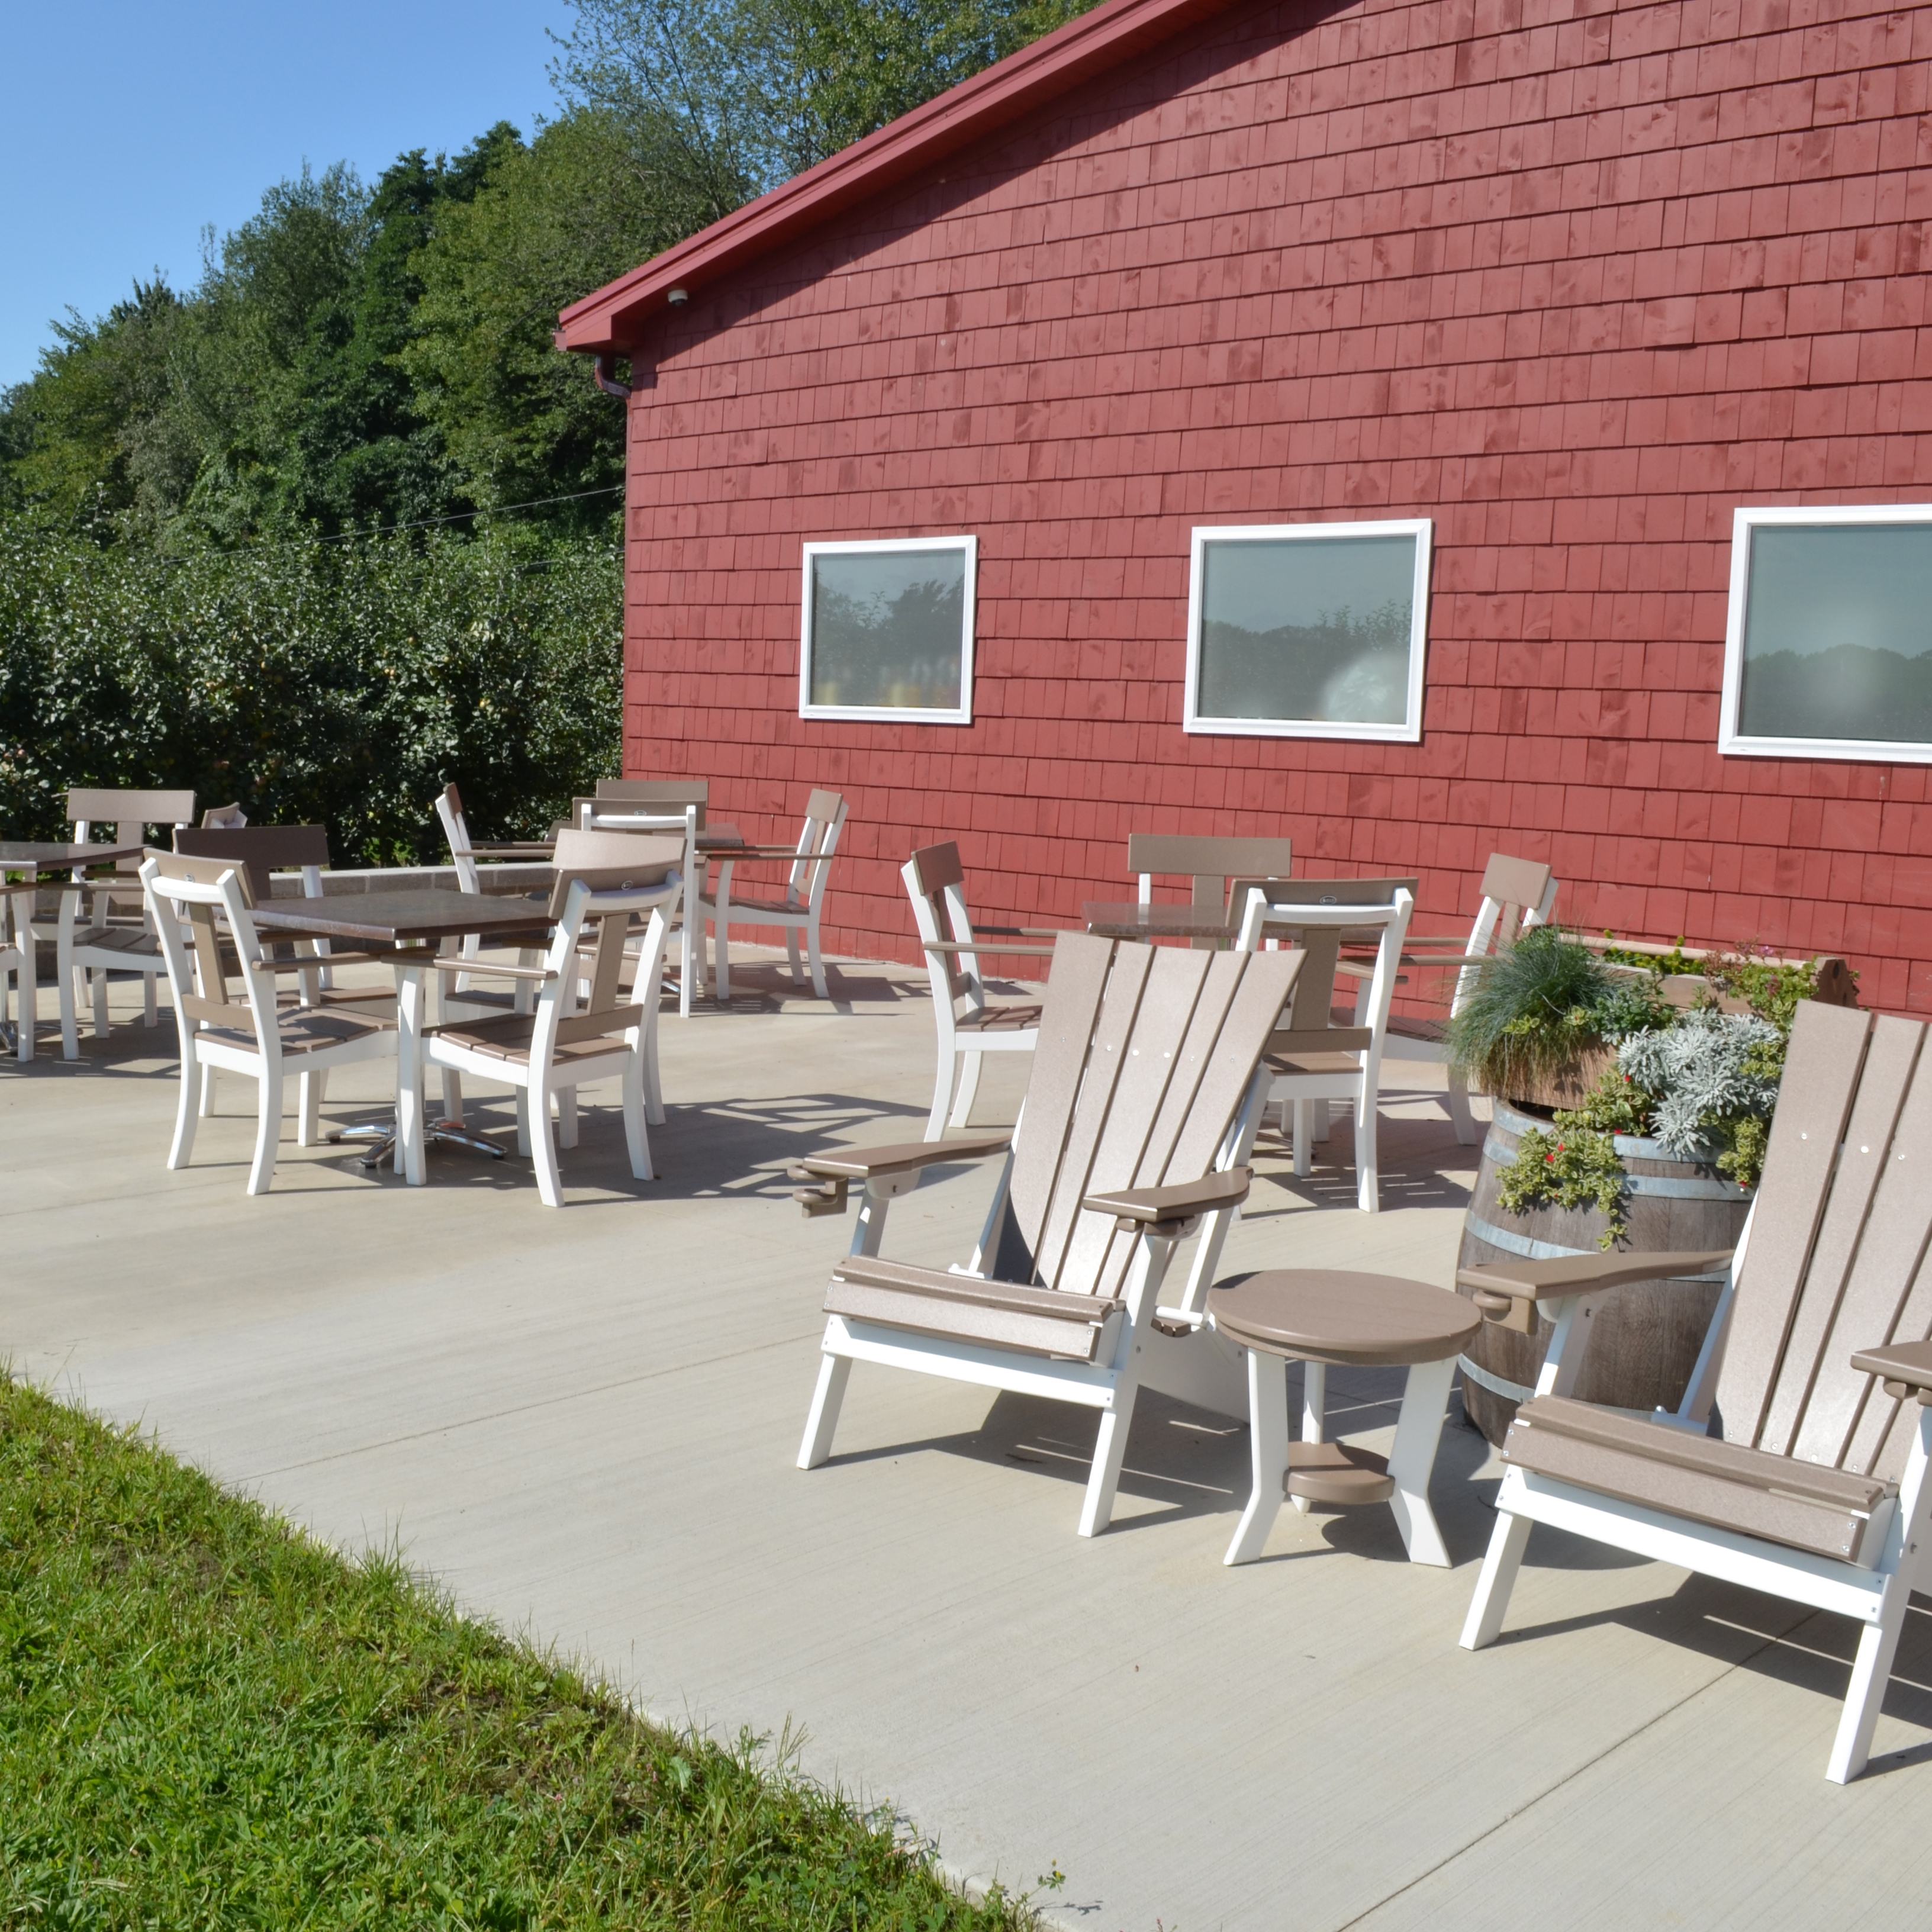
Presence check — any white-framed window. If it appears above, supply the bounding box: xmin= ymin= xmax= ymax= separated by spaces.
xmin=1183 ymin=519 xmax=1432 ymax=742
xmin=1720 ymin=504 xmax=1932 ymax=764
xmin=798 ymin=536 xmax=975 ymax=723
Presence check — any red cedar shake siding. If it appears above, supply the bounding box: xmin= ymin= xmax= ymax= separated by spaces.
xmin=585 ymin=0 xmax=1932 ymax=1013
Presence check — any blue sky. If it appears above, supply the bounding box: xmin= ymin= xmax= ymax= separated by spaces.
xmin=1 ymin=0 xmax=575 ymax=389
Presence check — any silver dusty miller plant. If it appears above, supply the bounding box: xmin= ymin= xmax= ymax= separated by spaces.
xmin=1617 ymin=1008 xmax=1782 ymax=1156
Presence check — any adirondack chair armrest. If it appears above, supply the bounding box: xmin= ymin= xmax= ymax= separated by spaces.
xmin=1458 ymin=1249 xmax=1734 ymax=1334
xmin=1083 ymin=1167 xmax=1252 ymax=1236
xmin=787 ymin=1134 xmax=1013 ymax=1216
xmin=1850 ymin=1339 xmax=1932 ymax=1405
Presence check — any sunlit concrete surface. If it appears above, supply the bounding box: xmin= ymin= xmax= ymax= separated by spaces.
xmin=5 ymin=952 xmax=1929 ymax=1930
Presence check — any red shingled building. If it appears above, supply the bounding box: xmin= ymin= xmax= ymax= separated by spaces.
xmin=558 ymin=0 xmax=1932 ymax=1011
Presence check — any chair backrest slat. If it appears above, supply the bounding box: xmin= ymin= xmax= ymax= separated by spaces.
xmin=546 ymin=828 xmax=682 ymax=919
xmin=1129 ymin=833 xmax=1295 ymax=949
xmin=1714 ymin=1002 xmax=1873 ymax=1451
xmin=67 ymin=787 xmax=196 ymax=832
xmin=1792 ymin=1020 xmax=1932 ymax=1475
xmin=597 ymin=777 xmax=709 ymax=806
xmin=905 ymin=842 xmax=971 ymax=1001
xmin=173 ymin=826 xmax=330 ymax=907
xmin=1758 ymin=1014 xmax=1923 ymax=1460
xmin=1479 ymin=852 xmax=1554 ymax=925
xmin=1045 ymin=947 xmax=1215 ymax=1295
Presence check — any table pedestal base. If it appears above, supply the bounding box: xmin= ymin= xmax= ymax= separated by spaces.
xmin=328 ymin=1118 xmax=508 ymax=1170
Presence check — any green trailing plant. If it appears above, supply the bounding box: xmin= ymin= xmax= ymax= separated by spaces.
xmin=1496 ymin=1121 xmax=1631 ymax=1248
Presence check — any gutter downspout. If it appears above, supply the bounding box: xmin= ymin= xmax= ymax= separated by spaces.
xmin=593 ymin=352 xmax=633 ymax=400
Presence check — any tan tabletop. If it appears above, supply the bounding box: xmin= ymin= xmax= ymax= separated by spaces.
xmin=1083 ymin=901 xmax=1235 ymax=941
xmin=1210 ymin=1270 xmax=1480 ymax=1367
xmin=0 ymin=839 xmax=150 ymax=871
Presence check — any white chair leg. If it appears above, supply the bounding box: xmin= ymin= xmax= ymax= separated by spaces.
xmin=556 ymin=1089 xmax=579 ymax=1149
xmin=1292 ymin=1098 xmax=1313 ymax=1177
xmin=442 ymin=1065 xmax=466 ymax=1125
xmin=297 ymin=1068 xmax=323 ymax=1147
xmin=711 ymin=916 xmax=729 ymax=1006
xmin=168 ymin=1048 xmax=201 ymax=1170
xmin=1292 ymin=1360 xmax=1326 ymax=1514
xmin=948 ymin=1051 xmax=984 ymax=1129
xmin=1461 ymin=1509 xmax=1534 ymax=1649
xmin=807 ymin=916 xmax=828 ymax=999
xmin=680 ymin=918 xmax=696 ymax=1016
xmin=1386 ymin=1356 xmax=1455 ymax=1565
xmin=622 ymin=1048 xmax=653 ymax=1180
xmin=513 ymin=1088 xmax=532 ymax=1157
xmin=798 ymin=1350 xmax=852 ymax=1468
xmin=1077 ymin=1386 xmax=1139 ymax=1537
xmin=530 ymin=1088 xmax=566 ymax=1207
xmin=1827 ymin=1579 xmax=1914 ymax=1783
xmin=644 ymin=1012 xmax=665 ymax=1125
xmin=785 ymin=928 xmax=804 ymax=986
xmin=199 ymin=1062 xmax=217 ymax=1116
xmin=925 ymin=1050 xmax=955 ymax=1142
xmin=59 ymin=969 xmax=78 ymax=1060
xmin=143 ymin=971 xmax=158 ymax=1026
xmin=1446 ymin=1065 xmax=1479 ymax=1144
xmin=1225 ymin=1348 xmax=1290 ymax=1564
xmin=1312 ymin=1098 xmax=1331 ymax=1141
xmin=1355 ymin=1083 xmax=1380 ymax=1213
xmin=247 ymin=1073 xmax=282 ymax=1196
xmin=89 ymin=967 xmax=110 ymax=1039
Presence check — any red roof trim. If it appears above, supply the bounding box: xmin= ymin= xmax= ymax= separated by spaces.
xmin=554 ymin=0 xmax=1242 ymax=355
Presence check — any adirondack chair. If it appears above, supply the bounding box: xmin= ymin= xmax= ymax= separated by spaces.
xmin=1379 ymin=852 xmax=1557 ymax=1142
xmin=903 ymin=840 xmax=1059 ymax=1138
xmin=1129 ymin=832 xmax=1296 ymax=947
xmin=1460 ymin=1000 xmax=1932 ymax=1783
xmin=791 ymin=932 xmax=1301 ymax=1535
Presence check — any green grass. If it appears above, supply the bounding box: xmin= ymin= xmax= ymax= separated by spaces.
xmin=0 ymin=1372 xmax=1039 ymax=1930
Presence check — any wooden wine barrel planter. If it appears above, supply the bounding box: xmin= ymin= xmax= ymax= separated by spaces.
xmin=1456 ymin=1100 xmax=1752 ymax=1446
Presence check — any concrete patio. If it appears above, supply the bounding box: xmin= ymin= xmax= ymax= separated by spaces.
xmin=5 ymin=955 xmax=1930 ymax=1930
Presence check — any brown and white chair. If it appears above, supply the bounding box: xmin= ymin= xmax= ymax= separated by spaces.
xmin=577 ymin=784 xmax=710 ymax=1014
xmin=1129 ymin=832 xmax=1296 ymax=945
xmin=140 ymin=853 xmax=398 ymax=1196
xmin=903 ymin=841 xmax=1060 ymax=1139
xmin=199 ymin=802 xmax=249 ymax=829
xmin=416 ymin=829 xmax=683 ymax=1206
xmin=1235 ymin=879 xmax=1416 ymax=1213
xmin=1 ymin=871 xmax=31 ymax=1062
xmin=1377 ymin=851 xmax=1558 ymax=1143
xmin=33 ymin=787 xmax=196 ymax=1054
xmin=701 ymin=788 xmax=848 ymax=1002
xmin=1461 ymin=1000 xmax=1932 ymax=1783
xmin=791 ymin=932 xmax=1301 ymax=1535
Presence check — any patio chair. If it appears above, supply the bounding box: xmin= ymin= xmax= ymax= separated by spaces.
xmin=1460 ymin=1000 xmax=1932 ymax=1783
xmin=903 ymin=840 xmax=1060 ymax=1139
xmin=701 ymin=788 xmax=848 ymax=1002
xmin=1378 ymin=852 xmax=1558 ymax=1143
xmin=577 ymin=786 xmax=709 ymax=1015
xmin=140 ymin=853 xmax=399 ymax=1196
xmin=791 ymin=931 xmax=1301 ymax=1535
xmin=417 ymin=828 xmax=684 ymax=1207
xmin=200 ymin=803 xmax=249 ymax=829
xmin=1129 ymin=832 xmax=1296 ymax=948
xmin=33 ymin=787 xmax=197 ymax=1054
xmin=1234 ymin=879 xmax=1416 ymax=1213
xmin=1 ymin=871 xmax=30 ymax=1062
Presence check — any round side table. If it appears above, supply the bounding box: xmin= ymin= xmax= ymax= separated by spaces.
xmin=1209 ymin=1270 xmax=1481 ymax=1568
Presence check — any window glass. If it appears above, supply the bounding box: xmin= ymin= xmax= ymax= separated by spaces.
xmin=1735 ymin=522 xmax=1932 ymax=745
xmin=1185 ymin=523 xmax=1429 ymax=740
xmin=805 ymin=545 xmax=968 ymax=716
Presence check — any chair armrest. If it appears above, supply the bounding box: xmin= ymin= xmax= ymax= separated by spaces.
xmin=1083 ymin=1167 xmax=1252 ymax=1235
xmin=975 ymin=925 xmax=1068 ymax=938
xmin=1850 ymin=1338 xmax=1932 ymax=1405
xmin=1458 ymin=1250 xmax=1734 ymax=1333
xmin=787 ymin=1134 xmax=1013 ymax=1217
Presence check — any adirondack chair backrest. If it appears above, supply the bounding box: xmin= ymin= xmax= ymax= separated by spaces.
xmin=173 ymin=825 xmax=330 ymax=909
xmin=1004 ymin=934 xmax=1300 ymax=1302
xmin=1129 ymin=833 xmax=1295 ymax=949
xmin=904 ymin=841 xmax=978 ymax=1003
xmin=1712 ymin=1003 xmax=1932 ymax=1485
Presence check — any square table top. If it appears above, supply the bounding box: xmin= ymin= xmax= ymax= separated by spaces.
xmin=0 ymin=839 xmax=151 ymax=871
xmin=250 ymin=889 xmax=553 ymax=946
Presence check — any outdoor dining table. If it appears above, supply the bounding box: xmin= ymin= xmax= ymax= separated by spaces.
xmin=250 ymin=888 xmax=553 ymax=1184
xmin=0 ymin=841 xmax=153 ymax=1055
xmin=1082 ymin=900 xmax=1240 ymax=943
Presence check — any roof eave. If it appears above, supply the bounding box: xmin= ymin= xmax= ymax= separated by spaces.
xmin=554 ymin=0 xmax=1240 ymax=356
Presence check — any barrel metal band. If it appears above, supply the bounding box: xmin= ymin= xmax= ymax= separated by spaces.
xmin=1457 ymin=1354 xmax=1538 ymax=1405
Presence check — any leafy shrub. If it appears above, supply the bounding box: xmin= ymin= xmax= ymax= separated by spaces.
xmin=1497 ymin=1122 xmax=1631 ymax=1248
xmin=0 ymin=516 xmax=622 ymax=864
